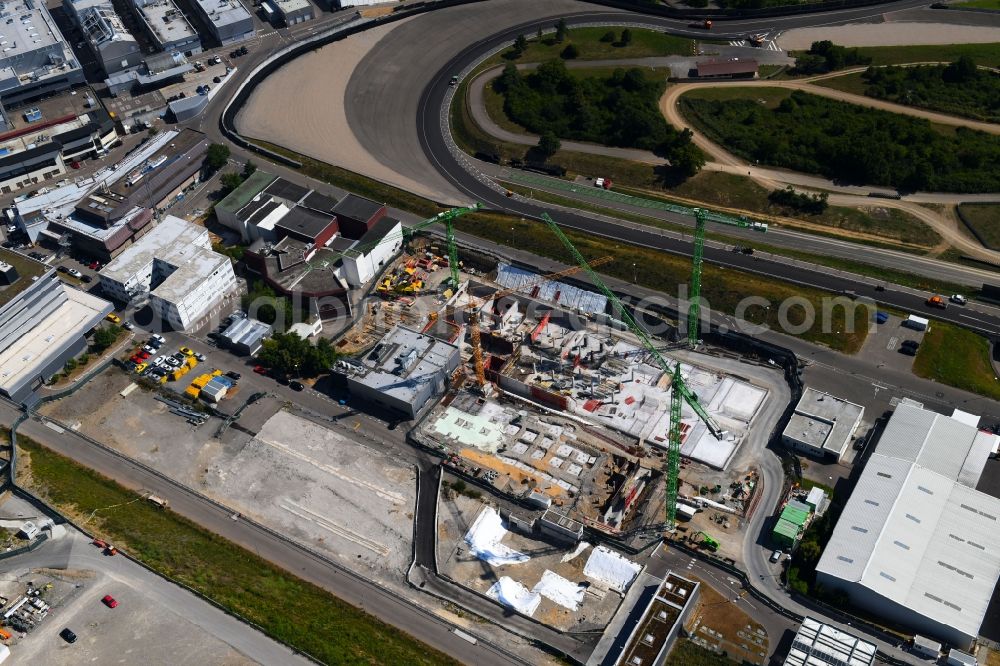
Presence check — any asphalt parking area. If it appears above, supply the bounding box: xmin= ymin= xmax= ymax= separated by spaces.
xmin=856 ymin=312 xmax=925 ymax=372
xmin=8 ymin=567 xmax=254 ymax=666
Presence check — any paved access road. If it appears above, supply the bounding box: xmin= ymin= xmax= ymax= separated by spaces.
xmin=0 ymin=402 xmax=527 ymax=666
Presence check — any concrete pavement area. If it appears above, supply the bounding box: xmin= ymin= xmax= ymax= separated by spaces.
xmin=0 ymin=496 xmax=307 ymax=665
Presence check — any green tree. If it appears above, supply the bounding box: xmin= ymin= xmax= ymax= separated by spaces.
xmin=493 ymin=63 xmax=522 ymax=94
xmin=537 ymin=131 xmax=561 ymax=159
xmin=64 ymin=358 xmax=78 ymax=373
xmin=242 ymin=159 xmax=258 ymax=178
xmin=560 ymin=43 xmax=579 ymax=60
xmin=205 ymin=143 xmax=230 ymax=171
xmin=257 ymin=332 xmax=336 ymax=378
xmin=220 ymin=172 xmax=244 ymax=193
xmin=667 ymin=140 xmax=705 ymax=179
xmin=78 ymin=354 xmax=90 ymax=366
xmin=620 ymin=29 xmax=632 ymax=46
xmin=554 ymin=18 xmax=568 ymax=43
xmin=943 ymin=55 xmax=978 ymax=83
xmin=600 ymin=30 xmax=615 ymax=43
xmin=513 ymin=34 xmax=527 ymax=55
xmin=91 ymin=325 xmax=120 ymax=352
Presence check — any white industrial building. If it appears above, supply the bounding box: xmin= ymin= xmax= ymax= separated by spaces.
xmin=782 ymin=388 xmax=864 ymax=461
xmin=98 ymin=216 xmax=237 ymax=330
xmin=334 ymin=324 xmax=460 ymax=418
xmin=815 ymin=401 xmax=1000 ymax=648
xmin=783 ymin=617 xmax=877 ymax=666
xmin=0 ymin=0 xmax=84 ymax=105
xmin=341 ymin=217 xmax=402 ymax=287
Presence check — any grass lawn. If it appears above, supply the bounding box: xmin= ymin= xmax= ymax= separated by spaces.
xmin=958 ymin=203 xmax=1000 ymax=250
xmin=14 ymin=433 xmax=457 ymax=666
xmin=622 ymin=172 xmax=942 ymax=248
xmin=851 ymin=42 xmax=1000 ymax=67
xmin=951 ymin=0 xmax=1000 ymax=8
xmin=913 ymin=320 xmax=1000 ymax=400
xmin=811 ymin=71 xmax=868 ymax=96
xmin=681 ymin=86 xmax=793 ymax=108
xmin=489 ymin=26 xmax=694 ymax=66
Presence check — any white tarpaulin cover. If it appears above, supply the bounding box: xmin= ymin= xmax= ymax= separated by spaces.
xmin=533 ymin=570 xmax=585 ymax=611
xmin=487 ymin=577 xmax=541 ymax=615
xmin=583 ymin=545 xmax=641 ymax=593
xmin=464 ymin=506 xmax=529 ymax=566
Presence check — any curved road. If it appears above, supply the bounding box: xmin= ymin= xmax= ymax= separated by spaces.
xmin=344 ymin=0 xmax=935 ymax=204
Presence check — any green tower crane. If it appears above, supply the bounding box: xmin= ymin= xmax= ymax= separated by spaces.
xmin=687 ymin=208 xmax=706 ymax=347
xmin=539 ymin=212 xmax=724 ymax=531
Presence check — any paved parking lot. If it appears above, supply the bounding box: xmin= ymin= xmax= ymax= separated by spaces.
xmin=0 ymin=497 xmax=307 ymax=666
xmin=855 ymin=312 xmax=926 ymax=372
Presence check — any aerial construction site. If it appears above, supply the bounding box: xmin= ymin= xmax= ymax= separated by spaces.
xmin=334 ymin=206 xmax=786 ymax=566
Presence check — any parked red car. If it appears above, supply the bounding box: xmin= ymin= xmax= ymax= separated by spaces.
xmin=252 ymin=365 xmax=267 ymax=375
xmin=137 ymin=351 xmax=150 ymax=360
xmin=130 ymin=355 xmax=142 ymax=363
xmin=101 ymin=595 xmax=118 ymax=608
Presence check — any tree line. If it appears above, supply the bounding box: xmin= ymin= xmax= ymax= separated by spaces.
xmin=794 ymin=40 xmax=871 ymax=74
xmin=681 ymin=89 xmax=1000 ymax=193
xmin=494 ymin=59 xmax=704 ymax=178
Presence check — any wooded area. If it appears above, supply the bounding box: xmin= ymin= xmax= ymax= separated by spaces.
xmin=860 ymin=58 xmax=1000 ymax=123
xmin=495 ymin=60 xmax=704 ymax=177
xmin=681 ymin=90 xmax=1000 ymax=192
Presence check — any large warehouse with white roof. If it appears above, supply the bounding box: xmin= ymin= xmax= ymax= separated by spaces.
xmin=815 ymin=401 xmax=1000 ymax=648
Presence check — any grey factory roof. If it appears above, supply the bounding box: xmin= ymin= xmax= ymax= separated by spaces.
xmin=193 ymin=0 xmax=251 ymax=29
xmin=783 ymin=617 xmax=876 ymax=666
xmin=302 ymin=191 xmax=337 ymax=214
xmin=351 ymin=325 xmax=458 ymax=404
xmin=264 ymin=177 xmax=309 ymax=203
xmin=332 ymin=192 xmax=383 ymax=224
xmin=0 ymin=0 xmax=69 ymax=59
xmin=221 ymin=316 xmax=271 ymax=349
xmin=132 ymin=0 xmax=198 ymax=46
xmin=272 ymin=0 xmax=311 ymax=14
xmin=70 ymin=0 xmax=136 ymax=46
xmin=784 ymin=388 xmax=863 ymax=457
xmin=816 ymin=403 xmax=1000 ymax=641
xmin=274 ymin=206 xmax=334 ymax=241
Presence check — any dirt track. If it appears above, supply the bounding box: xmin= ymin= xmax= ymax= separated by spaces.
xmin=658 ymin=80 xmax=1000 ymax=263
